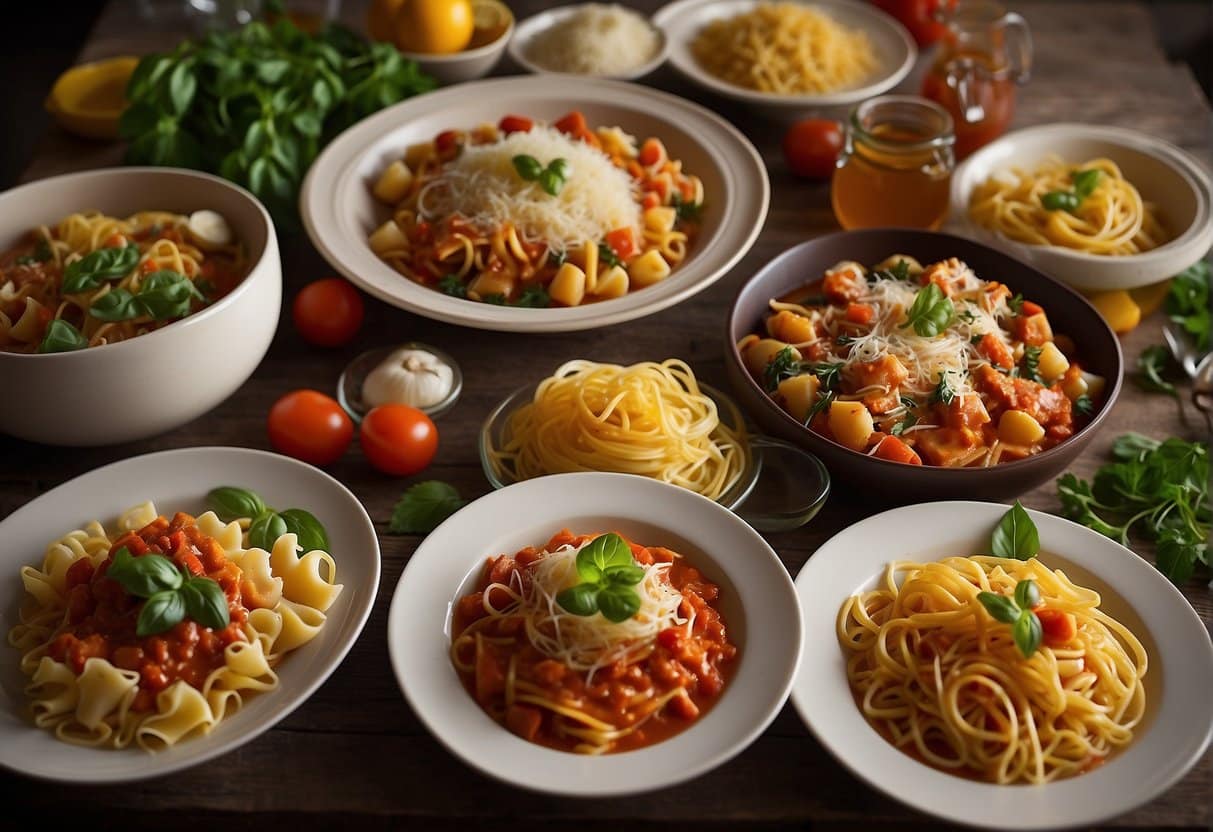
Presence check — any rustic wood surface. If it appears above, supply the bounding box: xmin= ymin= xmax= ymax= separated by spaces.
xmin=1 ymin=1 xmax=1210 ymax=828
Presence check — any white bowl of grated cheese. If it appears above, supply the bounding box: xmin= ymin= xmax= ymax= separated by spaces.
xmin=509 ymin=3 xmax=669 ymax=81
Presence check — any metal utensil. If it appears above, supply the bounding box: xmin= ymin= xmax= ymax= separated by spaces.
xmin=1192 ymin=350 xmax=1213 ymax=434
xmin=1163 ymin=318 xmax=1205 ymax=378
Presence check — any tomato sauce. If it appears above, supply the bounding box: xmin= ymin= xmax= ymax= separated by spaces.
xmin=452 ymin=530 xmax=738 ymax=754
xmin=48 ymin=512 xmax=249 ymax=712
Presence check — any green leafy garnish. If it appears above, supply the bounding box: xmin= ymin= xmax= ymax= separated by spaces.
xmin=1041 ymin=169 xmax=1103 ymax=214
xmin=14 ymin=255 xmax=37 ymax=266
xmin=977 ymin=579 xmax=1042 ymax=658
xmin=1057 ymin=434 xmax=1210 ymax=584
xmin=481 ymin=293 xmax=507 ymax=305
xmin=598 ymin=241 xmax=622 ymax=269
xmin=869 ymin=258 xmax=911 ymax=283
xmin=248 ymin=510 xmax=288 ymax=550
xmin=512 ymin=154 xmax=569 ymax=196
xmin=37 ymin=319 xmax=87 ymax=353
xmin=511 ymin=154 xmax=543 ymax=181
xmin=106 ymin=546 xmax=230 ymax=637
xmin=1073 ymin=394 xmax=1095 ymax=416
xmin=1135 ymin=344 xmax=1179 ymax=398
xmin=669 ymin=193 xmax=702 ymax=222
xmin=438 ymin=275 xmax=467 ymax=298
xmin=807 ymin=361 xmax=844 ymax=391
xmin=205 ymin=486 xmax=328 ymax=553
xmin=991 ymin=501 xmax=1040 ymax=560
xmin=804 ymin=390 xmax=835 ymax=424
xmin=889 ymin=411 xmax=918 ymax=436
xmin=61 ymin=244 xmax=141 ymax=294
xmin=547 ymin=248 xmax=567 ymax=269
xmin=206 ymin=486 xmax=268 ymax=521
xmin=930 ymin=371 xmax=956 ymax=405
xmin=32 ymin=238 xmax=52 ymax=262
xmin=901 ymin=283 xmax=955 ymax=337
xmin=1166 ymin=260 xmax=1211 ymax=351
xmin=555 ymin=533 xmax=645 ymax=623
xmin=513 ymin=285 xmax=551 ymax=308
xmin=89 ymin=270 xmax=204 ymax=322
xmin=1020 ymin=344 xmax=1043 ymax=384
xmin=763 ymin=346 xmax=801 ymax=392
xmin=388 ymin=481 xmax=466 ymax=534
xmin=1007 ymin=293 xmax=1025 ymax=315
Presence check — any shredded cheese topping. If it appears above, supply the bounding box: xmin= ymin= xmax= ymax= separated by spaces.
xmin=525 ymin=4 xmax=662 ymax=76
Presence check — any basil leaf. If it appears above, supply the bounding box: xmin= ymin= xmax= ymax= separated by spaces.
xmin=136 ymin=270 xmax=203 ymax=320
xmin=206 ymin=486 xmax=268 ymax=522
xmin=1013 ymin=579 xmax=1040 ymax=611
xmin=280 ymin=508 xmax=330 ymax=552
xmin=930 ymin=372 xmax=956 ymax=405
xmin=556 ymin=583 xmax=600 ymax=617
xmin=548 ymin=158 xmax=571 ymax=180
xmin=1041 ymin=190 xmax=1080 ymax=212
xmin=1073 ymin=394 xmax=1094 ymax=417
xmin=1155 ymin=529 xmax=1200 ymax=584
xmin=603 ymin=564 xmax=646 ymax=586
xmin=37 ymin=319 xmax=87 ymax=353
xmin=1071 ymin=168 xmax=1103 ymax=199
xmin=249 ymin=510 xmax=288 ymax=550
xmin=976 ymin=591 xmax=1020 ymax=624
xmin=597 ymin=586 xmax=642 ymax=622
xmin=106 ymin=547 xmax=184 ymax=598
xmin=388 ymin=481 xmax=466 ymax=534
xmin=901 ymin=283 xmax=955 ymax=338
xmin=512 ymin=154 xmax=543 ymax=181
xmin=1012 ymin=610 xmax=1042 ymax=658
xmin=1111 ymin=433 xmax=1161 ymax=462
xmin=512 ymin=285 xmax=550 ymax=308
xmin=991 ymin=501 xmax=1039 ymax=560
xmin=181 ymin=578 xmax=231 ymax=630
xmin=137 ymin=589 xmax=188 ymax=637
xmin=89 ymin=288 xmax=140 ymax=321
xmin=168 ymin=61 xmax=197 ymax=116
xmin=61 ymin=244 xmax=140 ymax=294
xmin=576 ymin=533 xmax=633 ymax=582
xmin=1135 ymin=345 xmax=1179 ymax=398
xmin=438 ymin=275 xmax=467 ymax=298
xmin=538 ymin=169 xmax=563 ymax=196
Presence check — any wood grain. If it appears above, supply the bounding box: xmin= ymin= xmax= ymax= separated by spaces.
xmin=1 ymin=0 xmax=1210 ymax=827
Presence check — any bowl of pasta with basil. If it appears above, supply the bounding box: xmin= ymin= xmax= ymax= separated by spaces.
xmin=0 ymin=447 xmax=379 ymax=782
xmin=0 ymin=167 xmax=280 ymax=446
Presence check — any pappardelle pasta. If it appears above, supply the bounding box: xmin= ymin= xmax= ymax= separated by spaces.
xmin=368 ymin=111 xmax=703 ymax=307
xmin=7 ymin=500 xmax=341 ymax=750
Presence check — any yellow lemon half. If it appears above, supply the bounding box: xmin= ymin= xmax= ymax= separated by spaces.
xmin=46 ymin=56 xmax=138 ymax=140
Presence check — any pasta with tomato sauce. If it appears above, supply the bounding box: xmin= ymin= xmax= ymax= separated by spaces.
xmin=451 ymin=530 xmax=737 ymax=754
xmin=738 ymin=255 xmax=1105 ymax=467
xmin=368 ymin=111 xmax=703 ymax=307
xmin=7 ymin=501 xmax=341 ymax=750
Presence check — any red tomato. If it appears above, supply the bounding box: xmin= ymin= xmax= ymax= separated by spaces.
xmin=554 ymin=111 xmax=587 ymax=135
xmin=292 ymin=278 xmax=364 ymax=347
xmin=360 ymin=404 xmax=438 ymax=476
xmin=870 ymin=0 xmax=952 ymax=47
xmin=605 ymin=227 xmax=637 ymax=261
xmin=267 ymin=390 xmax=353 ymax=466
xmin=498 ymin=115 xmax=534 ymax=134
xmin=782 ymin=119 xmax=844 ymax=179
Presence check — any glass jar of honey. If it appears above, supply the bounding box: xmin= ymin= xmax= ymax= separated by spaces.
xmin=921 ymin=0 xmax=1033 ymax=159
xmin=831 ymin=95 xmax=955 ymax=231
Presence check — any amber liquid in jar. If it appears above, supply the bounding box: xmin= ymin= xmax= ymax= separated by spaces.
xmin=831 ymin=96 xmax=956 ymax=231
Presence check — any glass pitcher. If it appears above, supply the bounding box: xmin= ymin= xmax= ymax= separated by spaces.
xmin=921 ymin=0 xmax=1033 ymax=159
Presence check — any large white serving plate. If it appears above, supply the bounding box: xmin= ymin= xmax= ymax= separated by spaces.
xmin=301 ymin=75 xmax=768 ymax=332
xmin=791 ymin=501 xmax=1213 ymax=830
xmin=387 ymin=472 xmax=801 ymax=795
xmin=0 ymin=447 xmax=380 ymax=783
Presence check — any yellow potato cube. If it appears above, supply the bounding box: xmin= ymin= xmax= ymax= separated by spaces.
xmin=627 ymin=249 xmax=671 ymax=288
xmin=368 ymin=220 xmax=409 ymax=255
xmin=592 ymin=265 xmax=629 ymax=300
xmin=828 ymin=400 xmax=874 ymax=451
xmin=777 ymin=374 xmax=820 ymax=423
xmin=766 ymin=309 xmax=816 ymax=344
xmin=998 ymin=409 xmax=1045 ymax=445
xmin=549 ymin=263 xmax=587 ymax=306
xmin=1088 ymin=290 xmax=1141 ymax=334
xmin=468 ymin=270 xmax=515 ymax=301
xmin=643 ymin=206 xmax=677 ymax=233
xmin=1037 ymin=341 xmax=1070 ymax=382
xmin=1081 ymin=371 xmax=1106 ymax=399
xmin=743 ymin=338 xmax=799 ymax=378
xmin=403 ymin=142 xmax=431 ymax=169
xmin=372 ymin=160 xmax=414 ymax=204
xmin=1061 ymin=373 xmax=1089 ymax=401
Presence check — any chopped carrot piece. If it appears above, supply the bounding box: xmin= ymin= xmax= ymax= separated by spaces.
xmin=605 ymin=227 xmax=636 ymax=260
xmin=638 ymin=138 xmax=663 ymax=167
xmin=845 ymin=303 xmax=875 ymax=325
xmin=497 ymin=115 xmax=533 ymax=134
xmin=873 ymin=435 xmax=922 ymax=465
xmin=641 ymin=191 xmax=661 ymax=209
xmin=1021 ymin=299 xmax=1044 ymax=317
xmin=554 ymin=111 xmax=587 ymax=135
xmin=1036 ymin=608 xmax=1078 ymax=646
xmin=978 ymin=333 xmax=1014 ymax=369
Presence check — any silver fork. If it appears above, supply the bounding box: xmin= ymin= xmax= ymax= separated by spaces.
xmin=1193 ymin=351 xmax=1213 ymax=435
xmin=1163 ymin=319 xmax=1213 ymax=434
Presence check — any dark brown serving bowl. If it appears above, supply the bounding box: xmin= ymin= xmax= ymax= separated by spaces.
xmin=724 ymin=229 xmax=1124 ymax=501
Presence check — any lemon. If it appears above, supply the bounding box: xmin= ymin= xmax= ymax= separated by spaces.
xmin=367 ymin=0 xmax=406 ymax=42
xmin=46 ymin=56 xmax=139 ymax=140
xmin=395 ymin=0 xmax=476 ymax=55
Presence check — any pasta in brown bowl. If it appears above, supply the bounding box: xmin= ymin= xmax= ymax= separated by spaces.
xmin=737 ymin=255 xmax=1105 ymax=467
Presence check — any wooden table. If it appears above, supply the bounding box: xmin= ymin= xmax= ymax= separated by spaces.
xmin=2 ymin=1 xmax=1210 ymax=828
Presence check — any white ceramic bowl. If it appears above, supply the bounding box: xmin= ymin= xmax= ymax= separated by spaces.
xmin=400 ymin=9 xmax=514 ymax=85
xmin=0 ymin=167 xmax=280 ymax=446
xmin=386 ymin=472 xmax=802 ymax=796
xmin=791 ymin=501 xmax=1213 ymax=830
xmin=0 ymin=446 xmax=380 ymax=783
xmin=301 ymin=75 xmax=768 ymax=333
xmin=508 ymin=4 xmax=669 ymax=80
xmin=951 ymin=124 xmax=1213 ymax=291
xmin=653 ymin=0 xmax=916 ymax=119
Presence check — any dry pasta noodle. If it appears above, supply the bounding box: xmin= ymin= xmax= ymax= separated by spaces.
xmin=691 ymin=3 xmax=877 ymax=94
xmin=968 ymin=156 xmax=1169 ymax=255
xmin=488 ymin=359 xmax=749 ymax=501
xmin=838 ymin=555 xmax=1147 ymax=784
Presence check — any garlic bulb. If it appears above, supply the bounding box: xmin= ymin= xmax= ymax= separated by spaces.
xmin=362 ymin=348 xmax=455 ymax=410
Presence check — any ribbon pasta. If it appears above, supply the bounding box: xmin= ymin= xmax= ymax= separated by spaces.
xmin=7 ymin=503 xmax=342 ymax=751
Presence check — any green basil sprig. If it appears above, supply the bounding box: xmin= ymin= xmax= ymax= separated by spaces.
xmin=37 ymin=319 xmax=88 ymax=353
xmin=901 ymin=283 xmax=955 ymax=338
xmin=512 ymin=154 xmax=569 ymax=196
xmin=977 ymin=579 xmax=1042 ymax=658
xmin=1041 ymin=168 xmax=1103 ymax=213
xmin=106 ymin=546 xmax=230 ymax=637
xmin=388 ymin=481 xmax=467 ymax=534
xmin=205 ymin=486 xmax=329 ymax=553
xmin=991 ymin=500 xmax=1040 ymax=560
xmin=555 ymin=533 xmax=645 ymax=623
xmin=61 ymin=244 xmax=141 ymax=294
xmin=89 ymin=270 xmax=205 ymax=322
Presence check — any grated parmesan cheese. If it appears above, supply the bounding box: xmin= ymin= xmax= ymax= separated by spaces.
xmin=416 ymin=126 xmax=641 ymax=251
xmin=525 ymin=4 xmax=662 ymax=77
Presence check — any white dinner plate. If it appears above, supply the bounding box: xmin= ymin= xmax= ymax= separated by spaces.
xmin=301 ymin=75 xmax=769 ymax=332
xmin=0 ymin=447 xmax=380 ymax=783
xmin=791 ymin=501 xmax=1213 ymax=830
xmin=387 ymin=472 xmax=801 ymax=795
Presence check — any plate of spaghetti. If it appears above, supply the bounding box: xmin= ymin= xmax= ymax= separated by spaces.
xmin=387 ymin=471 xmax=801 ymax=795
xmin=952 ymin=124 xmax=1213 ymax=291
xmin=301 ymin=75 xmax=767 ymax=332
xmin=654 ymin=0 xmax=916 ymax=115
xmin=791 ymin=501 xmax=1213 ymax=829
xmin=0 ymin=447 xmax=379 ymax=782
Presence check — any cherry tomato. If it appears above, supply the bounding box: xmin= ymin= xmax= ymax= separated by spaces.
xmin=498 ymin=115 xmax=534 ymax=134
xmin=870 ymin=0 xmax=953 ymax=47
xmin=267 ymin=390 xmax=353 ymax=466
xmin=292 ymin=278 xmax=364 ymax=347
xmin=359 ymin=404 xmax=438 ymax=476
xmin=782 ymin=119 xmax=844 ymax=179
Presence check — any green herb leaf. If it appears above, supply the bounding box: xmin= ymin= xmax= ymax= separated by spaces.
xmin=61 ymin=244 xmax=140 ymax=294
xmin=180 ymin=578 xmax=231 ymax=630
xmin=249 ymin=510 xmax=288 ymax=550
xmin=37 ymin=319 xmax=87 ymax=353
xmin=555 ymin=583 xmax=600 ymax=617
xmin=804 ymin=390 xmax=835 ymax=425
xmin=548 ymin=158 xmax=571 ymax=180
xmin=976 ymin=591 xmax=1020 ymax=624
xmin=807 ymin=361 xmax=845 ymax=391
xmin=1155 ymin=528 xmax=1202 ymax=584
xmin=603 ymin=563 xmax=646 ymax=586
xmin=1111 ymin=433 xmax=1161 ymax=462
xmin=1007 ymin=294 xmax=1025 ymax=315
xmin=89 ymin=288 xmax=140 ymax=321
xmin=136 ymin=589 xmax=188 ymax=637
xmin=576 ymin=533 xmax=633 ymax=582
xmin=1013 ymin=578 xmax=1041 ymax=610
xmin=1135 ymin=345 xmax=1179 ymax=397
xmin=280 ymin=508 xmax=330 ymax=552
xmin=597 ymin=585 xmax=643 ymax=622
xmin=438 ymin=274 xmax=467 ymax=298
xmin=669 ymin=193 xmax=702 ymax=222
xmin=512 ymin=285 xmax=550 ymax=308
xmin=598 ymin=241 xmax=622 ymax=269
xmin=134 ymin=270 xmax=203 ymax=320
xmin=481 ymin=293 xmax=507 ymax=305
xmin=206 ymin=486 xmax=268 ymax=522
xmin=512 ymin=154 xmax=543 ymax=181
xmin=869 ymin=259 xmax=911 ymax=283
xmin=387 ymin=481 xmax=466 ymax=534
xmin=107 ymin=547 xmax=184 ymax=598
xmin=901 ymin=283 xmax=955 ymax=337
xmin=1074 ymin=394 xmax=1094 ymax=417
xmin=763 ymin=346 xmax=802 ymax=392
xmin=1012 ymin=609 xmax=1043 ymax=658
xmin=991 ymin=500 xmax=1039 ymax=560
xmin=538 ymin=169 xmax=563 ymax=196
xmin=930 ymin=372 xmax=956 ymax=405
xmin=168 ymin=61 xmax=197 ymax=116
xmin=1166 ymin=260 xmax=1211 ymax=351
xmin=1071 ymin=168 xmax=1103 ymax=199
xmin=890 ymin=411 xmax=918 ymax=436
xmin=1041 ymin=190 xmax=1080 ymax=212
xmin=1021 ymin=344 xmax=1043 ymax=384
